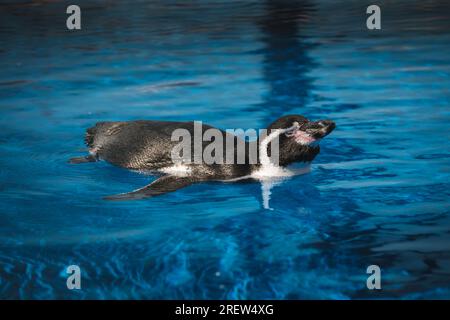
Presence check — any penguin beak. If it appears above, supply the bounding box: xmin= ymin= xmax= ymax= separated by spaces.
xmin=304 ymin=120 xmax=336 ymax=139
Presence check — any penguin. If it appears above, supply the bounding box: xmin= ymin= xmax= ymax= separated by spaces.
xmin=69 ymin=115 xmax=335 ymax=200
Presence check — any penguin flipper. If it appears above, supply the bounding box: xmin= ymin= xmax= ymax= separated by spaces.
xmin=104 ymin=175 xmax=196 ymax=201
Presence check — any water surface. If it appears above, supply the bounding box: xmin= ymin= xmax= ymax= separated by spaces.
xmin=0 ymin=0 xmax=449 ymax=299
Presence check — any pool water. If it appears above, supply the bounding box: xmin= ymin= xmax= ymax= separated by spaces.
xmin=0 ymin=0 xmax=449 ymax=299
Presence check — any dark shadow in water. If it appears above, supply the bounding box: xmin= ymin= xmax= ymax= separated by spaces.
xmin=256 ymin=1 xmax=369 ymax=164
xmin=254 ymin=0 xmax=318 ymax=124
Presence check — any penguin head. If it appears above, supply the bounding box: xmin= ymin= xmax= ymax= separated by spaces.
xmin=266 ymin=115 xmax=335 ymax=166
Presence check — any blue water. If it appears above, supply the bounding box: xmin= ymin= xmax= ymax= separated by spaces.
xmin=1 ymin=0 xmax=450 ymax=299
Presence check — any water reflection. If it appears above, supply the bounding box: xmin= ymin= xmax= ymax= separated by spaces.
xmin=257 ymin=0 xmax=317 ymax=123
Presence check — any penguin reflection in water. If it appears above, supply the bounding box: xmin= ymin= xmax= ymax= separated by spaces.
xmin=69 ymin=115 xmax=335 ymax=207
